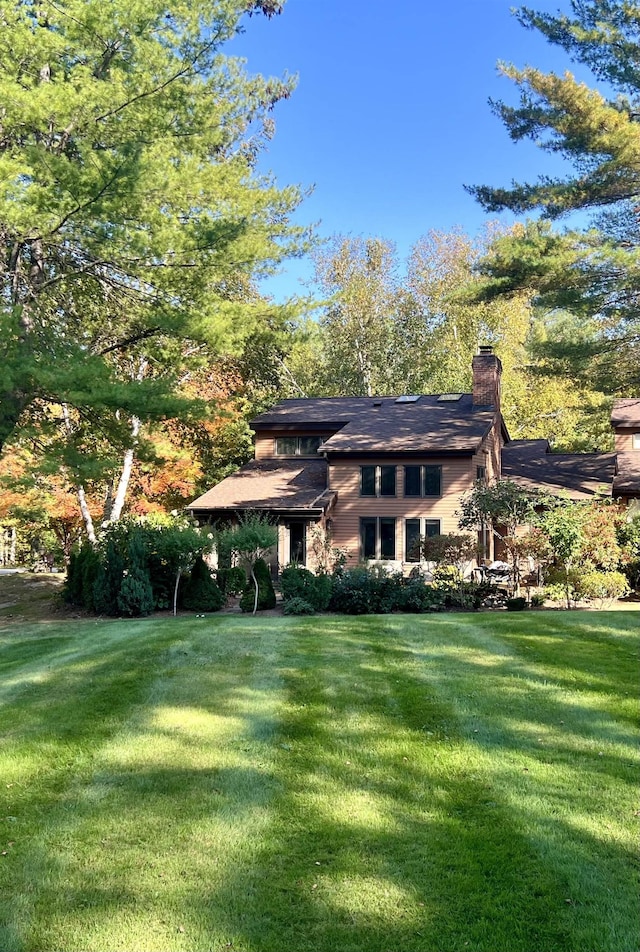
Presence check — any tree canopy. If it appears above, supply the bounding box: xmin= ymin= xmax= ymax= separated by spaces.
xmin=0 ymin=0 xmax=308 ymax=456
xmin=468 ymin=0 xmax=640 ymax=395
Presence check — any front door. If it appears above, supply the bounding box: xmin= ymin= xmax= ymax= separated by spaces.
xmin=289 ymin=522 xmax=306 ymax=564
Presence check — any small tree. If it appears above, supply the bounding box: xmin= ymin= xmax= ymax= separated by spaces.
xmin=458 ymin=480 xmax=542 ymax=594
xmin=419 ymin=533 xmax=476 ymax=577
xmin=536 ymin=501 xmax=585 ymax=610
xmin=217 ymin=513 xmax=278 ymax=615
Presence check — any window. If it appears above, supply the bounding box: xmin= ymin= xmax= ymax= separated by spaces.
xmin=423 ymin=466 xmax=441 ymax=496
xmin=275 ymin=436 xmax=322 ymax=456
xmin=476 ymin=465 xmax=487 ymax=482
xmin=405 ymin=519 xmax=421 ymax=562
xmin=360 ymin=517 xmax=396 ymax=560
xmin=380 ymin=466 xmax=396 ymax=496
xmin=360 ymin=465 xmax=396 ymax=497
xmin=404 ymin=465 xmax=442 ymax=497
xmin=633 ymin=433 xmax=640 ymax=450
xmin=405 ymin=518 xmax=441 ymax=561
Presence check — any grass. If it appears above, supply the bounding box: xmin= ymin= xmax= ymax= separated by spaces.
xmin=0 ymin=606 xmax=638 ymax=952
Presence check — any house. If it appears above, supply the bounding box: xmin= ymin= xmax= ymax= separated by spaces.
xmin=188 ymin=347 xmax=640 ymax=573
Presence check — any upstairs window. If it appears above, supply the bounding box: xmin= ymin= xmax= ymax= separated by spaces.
xmin=476 ymin=465 xmax=487 ymax=483
xmin=633 ymin=434 xmax=640 ymax=450
xmin=404 ymin=465 xmax=442 ymax=497
xmin=275 ymin=436 xmax=322 ymax=456
xmin=360 ymin=465 xmax=396 ymax=497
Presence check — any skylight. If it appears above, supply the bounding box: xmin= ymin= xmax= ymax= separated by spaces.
xmin=438 ymin=393 xmax=463 ymax=402
xmin=395 ymin=395 xmax=420 ymax=404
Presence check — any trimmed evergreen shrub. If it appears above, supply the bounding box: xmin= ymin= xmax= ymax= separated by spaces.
xmin=92 ymin=539 xmax=124 ymax=615
xmin=239 ymin=558 xmax=276 ymax=612
xmin=116 ymin=534 xmax=154 ymax=617
xmin=282 ymin=596 xmax=315 ymax=616
xmin=64 ymin=543 xmax=101 ymax=611
xmin=183 ymin=556 xmax=225 ymax=612
xmin=506 ymin=597 xmax=527 ymax=611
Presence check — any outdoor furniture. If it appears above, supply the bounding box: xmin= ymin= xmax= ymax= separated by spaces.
xmin=474 ymin=561 xmax=512 ymax=585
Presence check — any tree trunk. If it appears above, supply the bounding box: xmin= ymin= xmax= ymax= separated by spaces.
xmin=251 ymin=566 xmax=259 ymax=615
xmin=77 ymin=486 xmax=97 ymax=545
xmin=173 ymin=570 xmax=181 ymax=617
xmin=108 ymin=415 xmax=141 ymax=522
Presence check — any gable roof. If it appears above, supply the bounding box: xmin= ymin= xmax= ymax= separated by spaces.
xmin=251 ymin=393 xmax=504 ymax=455
xmin=502 ymin=440 xmax=616 ymax=498
xmin=611 ymin=398 xmax=640 ymax=427
xmin=188 ymin=458 xmax=333 ymax=515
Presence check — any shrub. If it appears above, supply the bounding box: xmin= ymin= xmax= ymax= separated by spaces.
xmin=329 ymin=567 xmax=378 ymax=615
xmin=116 ymin=534 xmax=154 ymax=617
xmin=216 ymin=565 xmax=247 ymax=596
xmin=64 ymin=543 xmax=101 ymax=611
xmin=239 ymin=558 xmax=276 ymax=612
xmin=117 ymin=570 xmax=155 ymax=617
xmin=182 ymin=556 xmax=225 ymax=612
xmin=530 ymin=593 xmax=546 ymax=608
xmin=329 ymin=565 xmax=404 ymax=615
xmin=397 ymin=578 xmax=447 ymax=613
xmin=576 ymin=570 xmax=630 ymax=607
xmin=431 ymin=565 xmax=464 ymax=590
xmin=447 ymin=581 xmax=492 ymax=610
xmin=282 ymin=597 xmax=315 ymax=616
xmin=92 ymin=539 xmax=124 ymax=616
xmin=506 ymin=596 xmax=527 ymax=611
xmin=280 ymin=565 xmax=333 ymax=611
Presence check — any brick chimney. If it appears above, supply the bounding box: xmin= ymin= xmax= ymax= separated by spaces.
xmin=472 ymin=346 xmax=502 ymax=409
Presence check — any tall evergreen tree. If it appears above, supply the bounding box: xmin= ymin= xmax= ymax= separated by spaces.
xmin=0 ymin=0 xmax=308 ymax=456
xmin=468 ymin=1 xmax=640 ymax=394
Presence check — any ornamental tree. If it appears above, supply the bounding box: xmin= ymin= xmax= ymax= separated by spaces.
xmin=216 ymin=512 xmax=277 ymax=614
xmin=457 ymin=479 xmax=542 ymax=593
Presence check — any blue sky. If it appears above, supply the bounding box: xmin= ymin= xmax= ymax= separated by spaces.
xmin=233 ymin=0 xmax=581 ymax=300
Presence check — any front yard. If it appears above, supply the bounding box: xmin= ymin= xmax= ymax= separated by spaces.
xmin=0 ymin=610 xmax=638 ymax=952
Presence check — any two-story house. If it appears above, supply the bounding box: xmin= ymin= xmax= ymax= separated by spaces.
xmin=188 ymin=347 xmax=639 ymax=573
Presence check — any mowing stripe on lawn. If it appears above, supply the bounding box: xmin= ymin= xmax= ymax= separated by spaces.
xmin=0 ymin=613 xmax=637 ymax=952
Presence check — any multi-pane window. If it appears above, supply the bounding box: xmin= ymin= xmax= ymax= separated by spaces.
xmin=476 ymin=465 xmax=487 ymax=483
xmin=360 ymin=465 xmax=396 ymax=497
xmin=405 ymin=518 xmax=441 ymax=561
xmin=633 ymin=433 xmax=640 ymax=450
xmin=360 ymin=517 xmax=397 ymax=560
xmin=275 ymin=436 xmax=322 ymax=456
xmin=404 ymin=465 xmax=442 ymax=497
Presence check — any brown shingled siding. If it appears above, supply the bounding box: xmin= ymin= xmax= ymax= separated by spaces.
xmin=255 ymin=433 xmax=277 ymax=459
xmin=615 ymin=431 xmax=638 ymax=454
xmin=328 ymin=458 xmax=476 ymax=566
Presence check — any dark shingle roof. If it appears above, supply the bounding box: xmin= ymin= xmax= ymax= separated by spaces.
xmin=252 ymin=393 xmax=499 ymax=454
xmin=502 ymin=440 xmax=616 ymax=498
xmin=611 ymin=398 xmax=640 ymax=427
xmin=614 ymin=453 xmax=640 ymax=496
xmin=188 ymin=458 xmax=331 ymax=514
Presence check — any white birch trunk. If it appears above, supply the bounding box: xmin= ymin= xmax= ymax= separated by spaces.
xmin=77 ymin=485 xmax=97 ymax=545
xmin=108 ymin=415 xmax=141 ymax=523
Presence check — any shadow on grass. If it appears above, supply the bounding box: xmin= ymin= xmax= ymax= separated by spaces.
xmin=0 ymin=613 xmax=637 ymax=952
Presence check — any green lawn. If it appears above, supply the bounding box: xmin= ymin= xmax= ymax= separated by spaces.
xmin=0 ymin=611 xmax=638 ymax=952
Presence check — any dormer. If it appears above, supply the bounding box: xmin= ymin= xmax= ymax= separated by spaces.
xmin=611 ymin=398 xmax=640 ymax=453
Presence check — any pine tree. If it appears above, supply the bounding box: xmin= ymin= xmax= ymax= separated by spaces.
xmin=468 ymin=1 xmax=640 ymax=394
xmin=0 ymin=0 xmax=308 ymax=458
